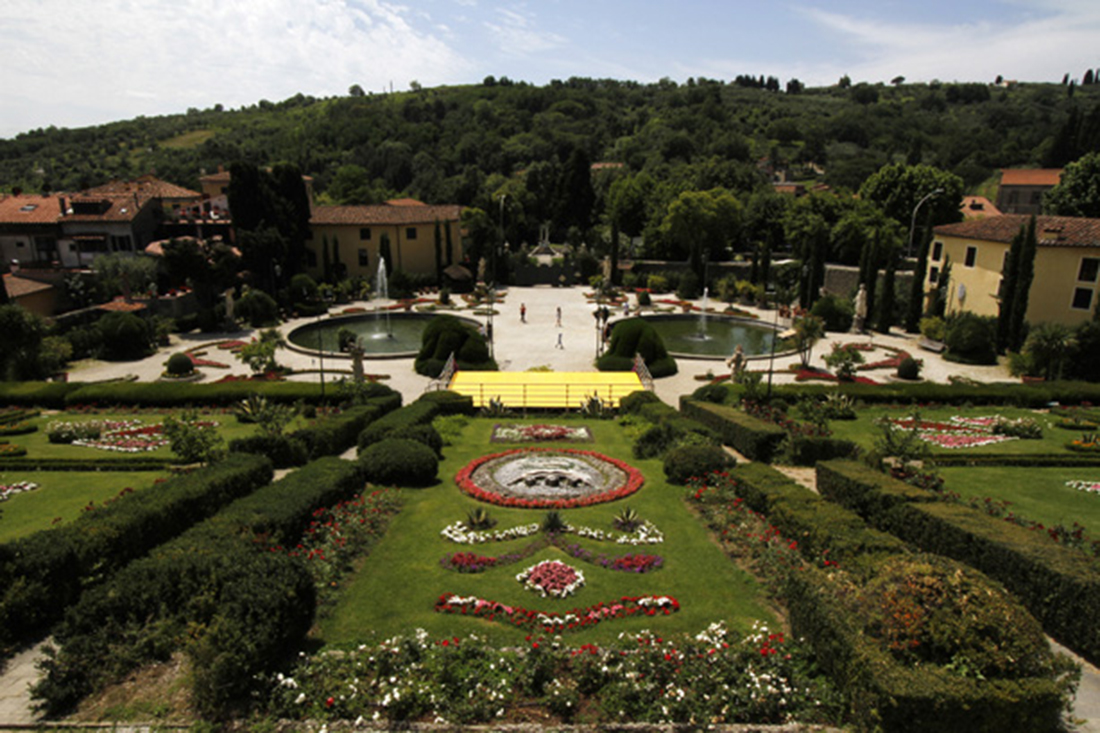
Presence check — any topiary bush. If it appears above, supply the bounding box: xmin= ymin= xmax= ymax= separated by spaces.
xmin=619 ymin=390 xmax=663 ymax=414
xmin=597 ymin=318 xmax=677 ymax=377
xmin=165 ymin=353 xmax=194 ymax=377
xmin=663 ymin=444 xmax=733 ymax=484
xmin=96 ymin=312 xmax=153 ymax=361
xmin=359 ymin=438 xmax=439 ymax=487
xmin=896 ymin=356 xmax=922 ymax=380
xmin=810 ymin=294 xmax=854 ymax=332
xmin=944 ymin=312 xmax=998 ymax=365
xmin=227 ymin=434 xmax=310 ymax=468
xmin=235 ymin=289 xmax=280 ymax=327
xmin=415 ymin=315 xmax=496 ymax=377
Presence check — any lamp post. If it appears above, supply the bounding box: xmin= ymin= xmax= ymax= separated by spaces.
xmin=908 ymin=188 xmax=944 ymax=258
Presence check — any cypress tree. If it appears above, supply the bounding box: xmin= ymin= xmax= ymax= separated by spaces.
xmin=321 ymin=235 xmax=332 ymax=282
xmin=444 ymin=221 xmax=454 ymax=267
xmin=1008 ymin=216 xmax=1038 ymax=352
xmin=610 ymin=219 xmax=621 ymax=286
xmin=858 ymin=233 xmax=880 ymax=324
xmin=379 ymin=234 xmax=393 ymax=276
xmin=996 ymin=226 xmax=1023 ymax=352
xmin=760 ymin=241 xmax=772 ymax=293
xmin=433 ymin=220 xmax=443 ymax=285
xmin=876 ymin=244 xmax=897 ymax=333
xmin=332 ymin=236 xmax=343 ymax=280
xmin=905 ymin=219 xmax=933 ymax=332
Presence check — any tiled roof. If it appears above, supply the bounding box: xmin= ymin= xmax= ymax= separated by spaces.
xmin=3 ymin=273 xmax=54 ymax=299
xmin=63 ymin=194 xmax=157 ymax=223
xmin=960 ymin=196 xmax=1002 ymax=219
xmin=98 ymin=298 xmax=147 ymax=313
xmin=1000 ymin=168 xmax=1063 ymax=187
xmin=311 ymin=203 xmax=462 ymax=226
xmin=934 ymin=215 xmax=1100 ymax=248
xmin=82 ymin=175 xmax=201 ymax=200
xmin=0 ymin=194 xmax=64 ymax=225
xmin=384 ymin=198 xmax=427 ymax=207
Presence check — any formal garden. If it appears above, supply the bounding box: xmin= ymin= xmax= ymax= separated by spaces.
xmin=1 ymin=376 xmax=1100 ymax=730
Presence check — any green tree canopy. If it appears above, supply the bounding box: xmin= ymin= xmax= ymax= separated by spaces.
xmin=858 ymin=163 xmax=964 ymax=232
xmin=659 ymin=188 xmax=742 ymax=277
xmin=1044 ymin=151 xmax=1100 ymax=217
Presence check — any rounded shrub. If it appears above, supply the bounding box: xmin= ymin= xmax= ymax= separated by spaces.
xmin=692 ymin=382 xmax=732 ymax=404
xmin=637 ymin=290 xmax=652 ymax=306
xmin=359 ymin=438 xmax=438 ymax=487
xmin=619 ymin=390 xmax=662 ymax=415
xmin=236 ymin=289 xmax=280 ymax=327
xmin=597 ymin=318 xmax=677 ymax=377
xmin=359 ymin=424 xmax=442 ymax=457
xmin=663 ymin=445 xmax=734 ymax=485
xmin=810 ymin=294 xmax=854 ymax=332
xmin=896 ymin=356 xmax=922 ymax=380
xmin=944 ymin=312 xmax=997 ymax=365
xmin=417 ymin=390 xmax=475 ymax=415
xmin=97 ymin=312 xmax=153 ymax=361
xmin=165 ymin=353 xmax=195 ymax=377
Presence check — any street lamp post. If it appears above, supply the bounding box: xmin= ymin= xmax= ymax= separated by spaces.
xmin=908 ymin=189 xmax=944 ymax=258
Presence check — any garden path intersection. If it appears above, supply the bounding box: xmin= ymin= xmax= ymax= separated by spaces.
xmin=5 ymin=285 xmax=1098 ymax=729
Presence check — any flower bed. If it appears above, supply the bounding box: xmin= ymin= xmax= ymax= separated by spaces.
xmin=0 ymin=442 xmax=28 ymax=457
xmin=516 ymin=559 xmax=585 ymax=597
xmin=1067 ymin=480 xmax=1100 ymax=495
xmin=456 ymin=448 xmax=644 ymax=509
xmin=491 ymin=423 xmax=593 ymax=443
xmin=0 ymin=421 xmax=36 ymax=436
xmin=888 ymin=416 xmax=1018 ymax=449
xmin=434 ymin=593 xmax=680 ymax=633
xmin=67 ymin=419 xmax=218 ymax=453
xmin=0 ymin=480 xmax=38 ymax=502
xmin=440 ymin=519 xmax=664 ymax=545
xmin=794 ymin=366 xmax=877 ymax=385
xmin=187 ymin=353 xmax=230 ymax=369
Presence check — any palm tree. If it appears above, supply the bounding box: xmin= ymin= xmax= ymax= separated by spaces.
xmin=1023 ymin=323 xmax=1075 ymax=381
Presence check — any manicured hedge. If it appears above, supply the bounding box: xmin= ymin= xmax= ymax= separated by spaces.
xmin=928 ymin=454 xmax=1100 ymax=467
xmin=357 ymin=400 xmax=441 ymax=452
xmin=732 ymin=463 xmax=906 ymax=564
xmin=681 ymin=399 xmax=787 ymax=463
xmin=817 ymin=459 xmax=1100 ymax=666
xmin=37 ymin=457 xmax=369 ymax=715
xmin=360 ymin=438 xmax=439 ymax=487
xmin=291 ymin=400 xmax=397 ymax=459
xmin=227 ymin=434 xmax=310 ymax=468
xmin=0 ymin=381 xmax=81 ymax=408
xmin=0 ymin=457 xmax=173 ymax=471
xmin=63 ymin=380 xmax=397 ymax=407
xmin=619 ymin=390 xmax=663 ymax=414
xmin=785 ymin=559 xmax=1069 ymax=733
xmin=785 ymin=436 xmax=858 ymax=466
xmin=662 ymin=445 xmax=733 ymax=485
xmin=416 ymin=389 xmax=475 ymax=415
xmin=0 ymin=453 xmax=273 ymax=652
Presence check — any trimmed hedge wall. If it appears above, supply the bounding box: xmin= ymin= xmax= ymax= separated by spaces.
xmin=62 ymin=380 xmax=398 ymax=407
xmin=0 ymin=382 xmax=81 ymax=408
xmin=928 ymin=454 xmax=1100 ymax=467
xmin=681 ymin=399 xmax=786 ymax=463
xmin=785 ymin=561 xmax=1068 ymax=732
xmin=0 ymin=457 xmax=173 ymax=471
xmin=785 ymin=436 xmax=858 ymax=466
xmin=360 ymin=438 xmax=440 ymax=487
xmin=662 ymin=445 xmax=733 ymax=485
xmin=416 ymin=389 xmax=475 ymax=415
xmin=357 ymin=400 xmax=441 ymax=452
xmin=0 ymin=453 xmax=273 ymax=652
xmin=37 ymin=457 xmax=369 ymax=715
xmin=227 ymin=434 xmax=310 ymax=468
xmin=291 ymin=399 xmax=397 ymax=459
xmin=817 ymin=459 xmax=1100 ymax=666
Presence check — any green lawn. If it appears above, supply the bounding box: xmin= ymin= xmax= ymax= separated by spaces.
xmin=320 ymin=417 xmax=776 ymax=647
xmin=5 ymin=410 xmax=312 ymax=460
xmin=0 ymin=470 xmax=168 ymax=542
xmin=938 ymin=465 xmax=1100 ymax=536
xmin=828 ymin=405 xmax=1074 ymax=456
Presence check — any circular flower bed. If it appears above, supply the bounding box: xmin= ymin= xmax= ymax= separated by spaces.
xmin=0 ymin=442 xmax=28 ymax=457
xmin=516 ymin=559 xmax=585 ymax=598
xmin=456 ymin=448 xmax=644 ymax=509
xmin=0 ymin=480 xmax=38 ymax=501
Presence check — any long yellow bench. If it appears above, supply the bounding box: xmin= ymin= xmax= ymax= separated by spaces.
xmin=448 ymin=371 xmax=645 ymax=409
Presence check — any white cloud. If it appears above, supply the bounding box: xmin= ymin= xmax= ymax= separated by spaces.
xmin=482 ymin=5 xmax=567 ymax=57
xmin=0 ymin=0 xmax=473 ymax=137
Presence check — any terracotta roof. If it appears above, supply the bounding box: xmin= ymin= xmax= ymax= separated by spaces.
xmin=98 ymin=298 xmax=147 ymax=313
xmin=934 ymin=215 xmax=1100 ymax=248
xmin=1000 ymin=169 xmax=1063 ymax=187
xmin=82 ymin=176 xmax=201 ymax=200
xmin=0 ymin=193 xmax=64 ymax=225
xmin=63 ymin=193 xmax=157 ymax=223
xmin=960 ymin=196 xmax=1002 ymax=220
xmin=3 ymin=273 xmax=54 ymax=299
xmin=311 ymin=203 xmax=462 ymax=226
xmin=591 ymin=162 xmax=624 ymax=171
xmin=384 ymin=198 xmax=427 ymax=207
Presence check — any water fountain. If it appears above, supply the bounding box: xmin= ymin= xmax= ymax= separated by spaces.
xmin=694 ymin=286 xmax=711 ymax=341
xmin=375 ymin=258 xmax=393 ymax=339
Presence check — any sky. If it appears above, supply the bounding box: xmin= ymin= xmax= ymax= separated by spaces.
xmin=2 ymin=0 xmax=1100 ymax=140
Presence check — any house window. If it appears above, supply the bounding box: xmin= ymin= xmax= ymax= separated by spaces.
xmin=358 ymin=248 xmax=369 ymax=267
xmin=1079 ymin=258 xmax=1100 ymax=283
xmin=405 ymin=227 xmax=418 ymax=240
xmin=931 ymin=241 xmax=943 ymax=261
xmin=360 ymin=228 xmax=371 ymax=240
xmin=964 ymin=246 xmax=977 ymax=268
xmin=928 ymin=266 xmax=940 ymax=284
xmin=1072 ymin=287 xmax=1094 ymax=311
xmin=109 ymin=235 xmax=132 ymax=252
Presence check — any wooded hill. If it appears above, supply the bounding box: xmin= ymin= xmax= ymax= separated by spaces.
xmin=3 ymin=76 xmax=1100 ymax=243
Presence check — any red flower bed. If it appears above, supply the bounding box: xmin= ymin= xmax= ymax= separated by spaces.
xmin=794 ymin=366 xmax=877 ymax=385
xmin=187 ymin=353 xmax=230 ymax=369
xmin=455 ymin=448 xmax=644 ymax=509
xmin=859 ymin=349 xmax=911 ymax=371
xmin=434 ymin=593 xmax=680 ymax=633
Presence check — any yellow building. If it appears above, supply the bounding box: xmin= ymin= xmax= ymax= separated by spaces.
xmin=307 ymin=200 xmax=462 ymax=279
xmin=926 ymin=215 xmax=1100 ymax=326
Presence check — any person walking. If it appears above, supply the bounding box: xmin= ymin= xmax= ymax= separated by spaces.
xmin=555 ymin=306 xmax=562 ymax=327
xmin=556 ymin=331 xmax=564 ymax=349
xmin=520 ymin=303 xmax=526 ymax=323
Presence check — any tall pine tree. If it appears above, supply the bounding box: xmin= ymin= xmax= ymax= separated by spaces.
xmin=905 ymin=217 xmax=934 ymax=332
xmin=876 ymin=243 xmax=897 ymax=333
xmin=996 ymin=226 xmax=1023 ymax=352
xmin=1008 ymin=216 xmax=1038 ymax=352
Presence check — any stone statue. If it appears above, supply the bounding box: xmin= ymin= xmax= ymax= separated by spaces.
xmin=726 ymin=344 xmax=746 ymax=377
xmin=853 ymin=283 xmax=868 ymax=333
